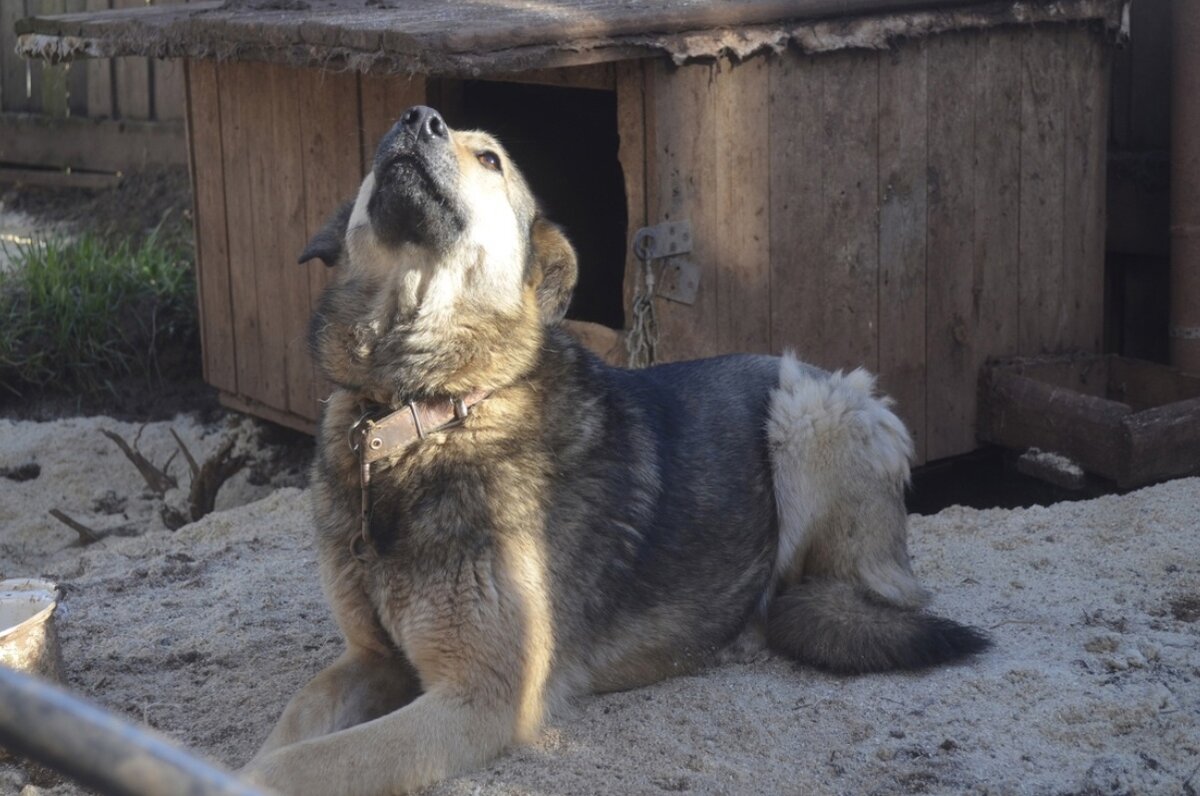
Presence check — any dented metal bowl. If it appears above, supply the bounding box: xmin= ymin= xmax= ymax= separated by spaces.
xmin=0 ymin=579 xmax=63 ymax=682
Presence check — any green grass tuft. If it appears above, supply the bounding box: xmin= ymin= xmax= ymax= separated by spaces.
xmin=0 ymin=226 xmax=197 ymax=397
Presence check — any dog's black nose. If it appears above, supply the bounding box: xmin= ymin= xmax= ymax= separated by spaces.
xmin=399 ymin=106 xmax=447 ymax=142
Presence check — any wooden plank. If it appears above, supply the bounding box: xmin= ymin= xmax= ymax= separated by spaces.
xmin=714 ymin=55 xmax=771 ymax=355
xmin=0 ymin=2 xmax=28 ymax=112
xmin=816 ymin=49 xmax=880 ymax=372
xmin=64 ymin=0 xmax=89 ymax=116
xmin=185 ymin=58 xmax=237 ymax=394
xmin=219 ymin=60 xmax=270 ymax=407
xmin=115 ymin=53 xmax=152 ymax=119
xmin=968 ymin=29 xmax=1023 ymax=441
xmin=0 ymin=111 xmax=186 ymax=170
xmin=768 ymin=49 xmax=825 ymax=366
xmin=359 ymin=72 xmax=426 ymax=174
xmin=616 ymin=59 xmax=646 ymax=335
xmin=27 ymin=2 xmax=46 ymax=114
xmin=15 ymin=0 xmax=1125 ymax=70
xmin=1018 ymin=28 xmax=1068 ymax=353
xmin=298 ymin=66 xmax=362 ymax=418
xmin=113 ymin=0 xmax=150 ymax=120
xmin=482 ymin=63 xmax=616 ymax=91
xmin=85 ymin=0 xmax=114 ymax=118
xmin=31 ymin=0 xmax=70 ymax=118
xmin=977 ymin=366 xmax=1129 ymax=481
xmin=646 ymin=60 xmax=718 ymax=362
xmin=924 ymin=32 xmax=976 ymax=461
xmin=218 ymin=391 xmax=316 ymax=436
xmin=242 ymin=62 xmax=296 ymax=413
xmin=0 ymin=166 xmax=121 ymax=189
xmin=149 ymin=0 xmax=186 ymax=120
xmin=1124 ymin=398 xmax=1200 ymax=488
xmin=877 ymin=40 xmax=928 ymax=463
xmin=1062 ymin=26 xmax=1108 ymax=353
xmin=153 ymin=59 xmax=186 ymax=120
xmin=250 ymin=63 xmax=316 ymax=419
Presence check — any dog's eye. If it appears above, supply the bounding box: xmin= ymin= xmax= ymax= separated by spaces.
xmin=477 ymin=151 xmax=502 ymax=173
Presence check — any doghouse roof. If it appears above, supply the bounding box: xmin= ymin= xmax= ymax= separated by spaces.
xmin=16 ymin=0 xmax=1126 ymax=75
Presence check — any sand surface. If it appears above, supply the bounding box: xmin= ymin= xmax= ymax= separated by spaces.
xmin=1 ymin=413 xmax=1198 ymax=796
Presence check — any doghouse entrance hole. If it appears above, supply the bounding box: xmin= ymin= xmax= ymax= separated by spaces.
xmin=441 ymin=79 xmax=628 ymax=330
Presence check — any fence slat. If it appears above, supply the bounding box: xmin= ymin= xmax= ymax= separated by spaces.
xmin=0 ymin=2 xmax=27 ymax=112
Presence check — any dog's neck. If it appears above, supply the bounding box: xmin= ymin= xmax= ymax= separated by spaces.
xmin=310 ymin=271 xmax=545 ymax=408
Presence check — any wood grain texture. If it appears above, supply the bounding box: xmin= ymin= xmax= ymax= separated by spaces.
xmin=646 ymin=60 xmax=718 ymax=362
xmin=257 ymin=62 xmax=315 ymax=418
xmin=85 ymin=0 xmax=114 ymax=118
xmin=1062 ymin=26 xmax=1108 ymax=353
xmin=1018 ymin=28 xmax=1067 ymax=354
xmin=714 ymin=55 xmax=771 ymax=355
xmin=877 ymin=40 xmax=928 ymax=463
xmin=0 ymin=2 xmax=27 ymax=112
xmin=768 ymin=49 xmax=826 ymax=366
xmin=185 ymin=58 xmax=237 ymax=393
xmin=64 ymin=0 xmax=89 ymax=116
xmin=924 ymin=32 xmax=976 ymax=461
xmin=359 ymin=73 xmax=426 ymax=173
xmin=820 ymin=49 xmax=880 ymax=373
xmin=218 ymin=60 xmax=270 ymax=406
xmin=299 ymin=67 xmax=362 ymax=417
xmin=0 ymin=113 xmax=185 ymax=170
xmin=113 ymin=0 xmax=150 ymax=119
xmin=616 ymin=59 xmax=646 ymax=333
xmin=17 ymin=0 xmax=1125 ymax=75
xmin=967 ymin=28 xmax=1022 ymax=442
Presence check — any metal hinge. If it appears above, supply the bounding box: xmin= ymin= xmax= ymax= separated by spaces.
xmin=631 ymin=221 xmax=701 ymax=306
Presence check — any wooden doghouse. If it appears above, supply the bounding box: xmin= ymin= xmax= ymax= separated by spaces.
xmin=17 ymin=0 xmax=1125 ymax=464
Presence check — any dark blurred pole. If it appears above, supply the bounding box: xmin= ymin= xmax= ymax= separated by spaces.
xmin=0 ymin=665 xmax=269 ymax=796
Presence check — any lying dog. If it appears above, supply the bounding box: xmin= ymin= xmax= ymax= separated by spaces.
xmin=242 ymin=106 xmax=989 ymax=795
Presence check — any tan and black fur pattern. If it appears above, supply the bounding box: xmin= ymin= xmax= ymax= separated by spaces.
xmin=241 ymin=106 xmax=989 ymax=795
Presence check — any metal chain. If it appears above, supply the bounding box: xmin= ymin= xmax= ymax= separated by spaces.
xmin=626 ymin=248 xmax=659 ymax=369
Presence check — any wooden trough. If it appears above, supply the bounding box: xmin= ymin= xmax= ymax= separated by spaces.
xmin=16 ymin=0 xmax=1126 ymax=464
xmin=979 ymin=355 xmax=1200 ymax=488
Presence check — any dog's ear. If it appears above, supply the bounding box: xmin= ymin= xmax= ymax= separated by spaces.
xmin=530 ymin=217 xmax=578 ymax=324
xmin=298 ymin=200 xmax=353 ymax=267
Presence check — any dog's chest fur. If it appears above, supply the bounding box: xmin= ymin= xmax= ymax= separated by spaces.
xmin=311 ymin=334 xmax=783 ymax=690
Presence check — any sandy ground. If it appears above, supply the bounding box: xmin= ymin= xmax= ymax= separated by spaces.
xmin=1 ymin=413 xmax=1198 ymax=796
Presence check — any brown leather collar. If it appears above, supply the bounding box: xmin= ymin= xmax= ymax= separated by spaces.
xmin=347 ymin=389 xmax=489 ymax=559
xmin=349 ymin=389 xmax=490 ymax=464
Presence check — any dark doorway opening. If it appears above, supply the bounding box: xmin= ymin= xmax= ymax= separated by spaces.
xmin=448 ymin=79 xmax=629 ymax=330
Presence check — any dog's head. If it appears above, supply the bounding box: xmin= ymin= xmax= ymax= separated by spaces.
xmin=301 ymin=105 xmax=578 ymax=324
xmin=302 ymin=106 xmax=579 ymax=400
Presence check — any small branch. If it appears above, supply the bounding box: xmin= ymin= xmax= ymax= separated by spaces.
xmin=48 ymin=509 xmax=100 ymax=545
xmin=187 ymin=436 xmax=248 ymax=523
xmin=101 ymin=429 xmax=177 ymax=497
xmin=168 ymin=428 xmax=200 ymax=479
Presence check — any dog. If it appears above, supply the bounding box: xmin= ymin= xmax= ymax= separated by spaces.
xmin=240 ymin=105 xmax=989 ymax=795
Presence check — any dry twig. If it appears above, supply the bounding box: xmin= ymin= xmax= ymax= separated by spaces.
xmin=101 ymin=428 xmax=177 ymax=496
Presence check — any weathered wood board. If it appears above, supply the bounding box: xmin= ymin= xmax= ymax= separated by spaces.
xmin=180 ymin=23 xmax=1111 ymax=455
xmin=979 ymin=356 xmax=1200 ymax=488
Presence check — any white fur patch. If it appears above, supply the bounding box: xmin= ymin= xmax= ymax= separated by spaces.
xmin=340 ymin=156 xmax=527 ymax=333
xmin=766 ymin=353 xmax=914 ymax=582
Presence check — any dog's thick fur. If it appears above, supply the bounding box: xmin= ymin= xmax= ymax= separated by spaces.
xmin=241 ymin=106 xmax=989 ymax=795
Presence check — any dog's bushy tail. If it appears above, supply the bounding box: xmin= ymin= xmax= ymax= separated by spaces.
xmin=767 ymin=579 xmax=991 ymax=674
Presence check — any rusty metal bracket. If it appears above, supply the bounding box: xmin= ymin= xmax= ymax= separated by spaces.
xmin=632 ymin=221 xmax=692 ymax=261
xmin=656 ymin=259 xmax=701 ymax=306
xmin=631 ymin=221 xmax=700 ymax=305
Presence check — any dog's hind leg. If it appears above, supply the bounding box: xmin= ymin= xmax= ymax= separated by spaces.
xmin=765 ymin=355 xmax=989 ymax=673
xmin=248 ymin=646 xmax=420 ymax=763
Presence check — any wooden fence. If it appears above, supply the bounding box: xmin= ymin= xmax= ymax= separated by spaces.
xmin=0 ymin=0 xmax=187 ymax=176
